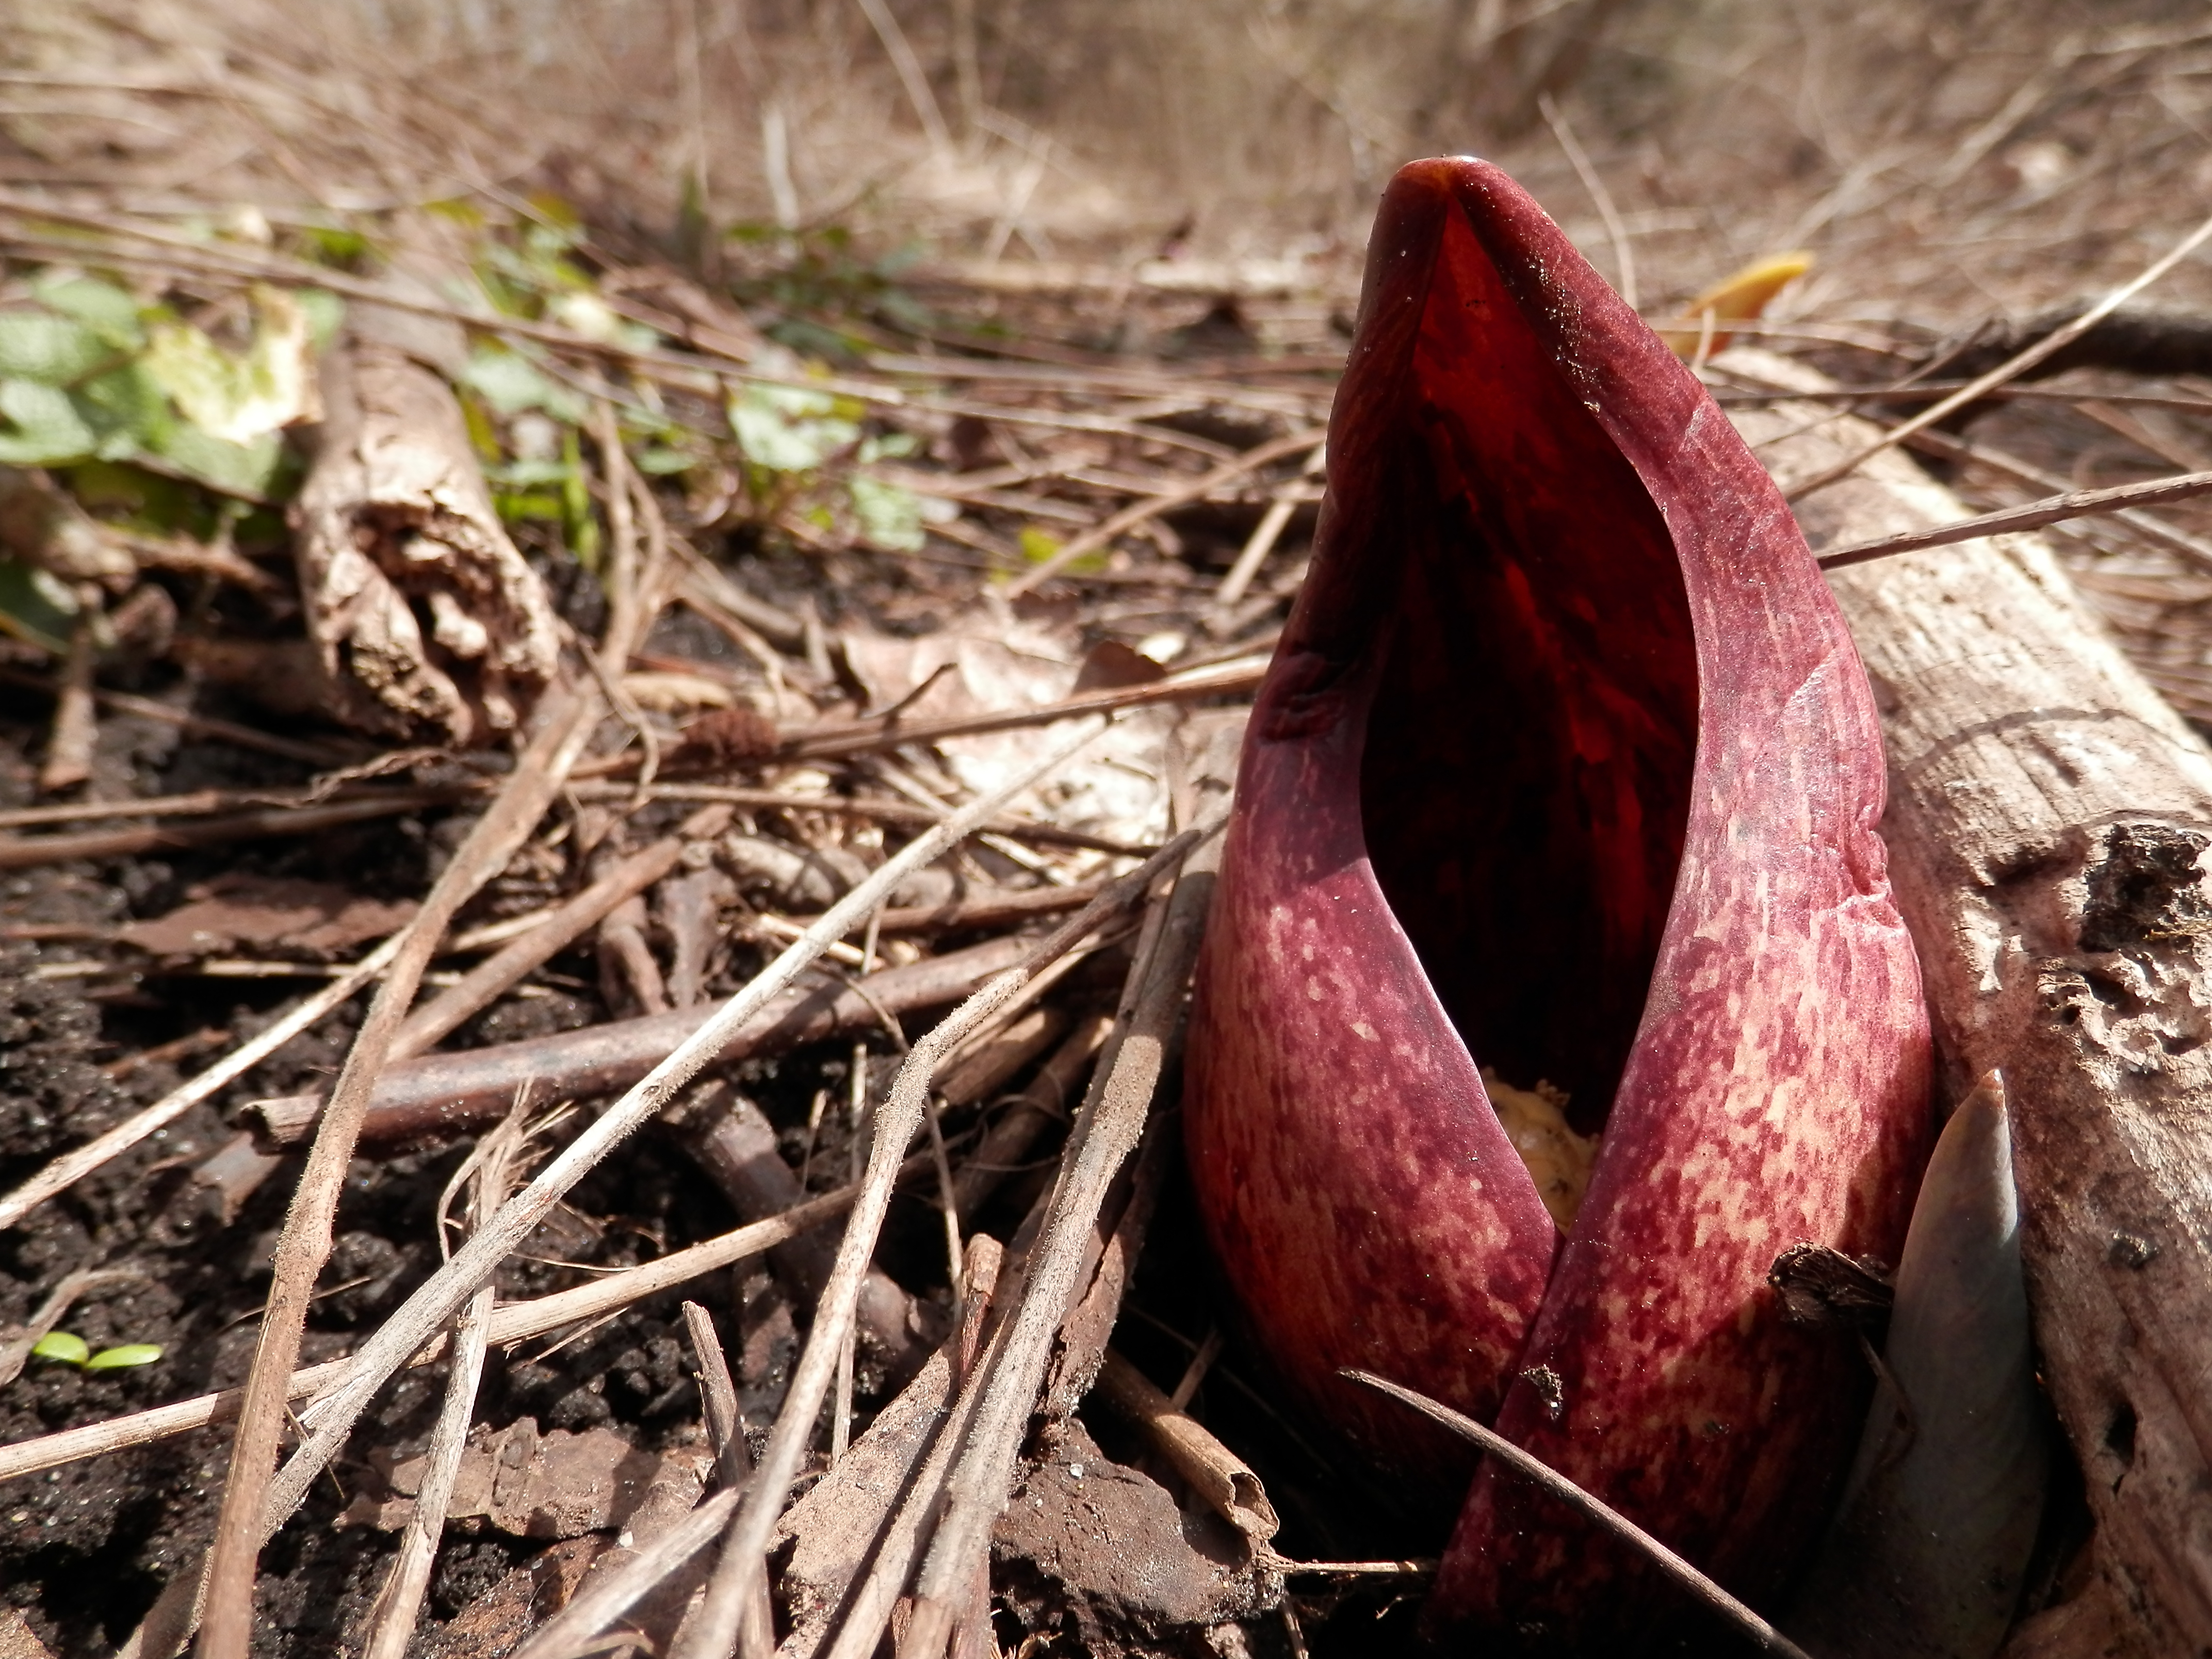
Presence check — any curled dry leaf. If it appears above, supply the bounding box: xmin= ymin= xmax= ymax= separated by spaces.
xmin=292 ymin=307 xmax=558 ymax=743
xmin=117 ymin=874 xmax=416 ymax=960
xmin=1182 ymin=157 xmax=1930 ymax=1644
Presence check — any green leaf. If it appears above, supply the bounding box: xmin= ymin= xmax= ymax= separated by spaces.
xmin=30 ymin=1331 xmax=89 ymax=1367
xmin=460 ymin=348 xmax=585 ymax=424
xmin=493 ymin=491 xmax=565 ymax=523
xmin=0 ymin=312 xmax=113 ymax=385
xmin=31 ymin=275 xmax=145 ymax=349
xmin=632 ymin=445 xmax=697 ymax=476
xmin=1018 ymin=526 xmax=1061 ymax=564
xmin=547 ymin=292 xmax=657 ymax=351
xmin=295 ymin=289 xmax=346 ymax=348
xmin=77 ymin=363 xmax=172 ymax=449
xmin=0 ymin=557 xmax=80 ymax=653
xmin=562 ymin=425 xmax=599 ymax=569
xmin=62 ymin=462 xmax=206 ymax=536
xmin=486 ymin=457 xmax=575 ymax=488
xmin=83 ymin=1343 xmax=163 ymax=1371
xmin=728 ymin=383 xmax=859 ymax=475
xmin=851 ymin=474 xmax=924 ymax=552
xmin=0 ymin=380 xmax=98 ymax=464
xmin=139 ymin=288 xmax=312 ymax=444
xmin=296 ymin=225 xmax=372 ymax=269
xmin=153 ymin=424 xmax=285 ymax=500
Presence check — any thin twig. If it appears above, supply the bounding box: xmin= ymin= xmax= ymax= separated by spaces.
xmin=782 ymin=656 xmax=1266 ymax=761
xmin=895 ymin=824 xmax=1220 ymax=1658
xmin=1342 ymin=1370 xmax=1814 ymax=1659
xmin=196 ymin=686 xmax=601 ymax=1659
xmin=1211 ymin=440 xmax=1325 ymax=619
xmin=1815 ymin=465 xmax=2212 ymax=568
xmin=391 ymin=812 xmax=723 ymax=1058
xmin=1784 ymin=202 xmax=2212 ymax=501
xmin=1001 ymin=427 xmax=1327 ymax=597
xmin=1539 ymin=92 xmax=1638 ymax=311
xmin=671 ymin=824 xmax=1210 ymax=1659
xmin=0 ymin=791 xmax=451 ymax=871
xmin=220 ymin=722 xmax=1121 ymax=1614
xmin=358 ymin=1116 xmax=522 ymax=1659
xmin=0 ymin=932 xmax=408 ymax=1232
xmin=0 ymin=1184 xmax=868 ymax=1487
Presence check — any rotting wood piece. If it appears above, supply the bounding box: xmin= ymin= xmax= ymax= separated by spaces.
xmin=248 ymin=931 xmax=1041 ymax=1147
xmin=1729 ymin=348 xmax=2212 ymax=1657
xmin=292 ymin=304 xmax=559 ymax=743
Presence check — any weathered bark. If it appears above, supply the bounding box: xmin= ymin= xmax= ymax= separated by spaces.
xmin=292 ymin=305 xmax=558 ymax=743
xmin=1728 ymin=350 xmax=2212 ymax=1656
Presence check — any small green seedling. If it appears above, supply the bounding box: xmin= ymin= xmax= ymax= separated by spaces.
xmin=30 ymin=1331 xmax=161 ymax=1371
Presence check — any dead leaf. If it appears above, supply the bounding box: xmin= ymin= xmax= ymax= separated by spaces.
xmin=339 ymin=1418 xmax=711 ymax=1541
xmin=839 ymin=608 xmax=1174 ymax=848
xmin=992 ymin=1422 xmax=1278 ymax=1657
xmin=425 ymin=1535 xmax=610 ymax=1659
xmin=118 ymin=875 xmax=416 ymax=959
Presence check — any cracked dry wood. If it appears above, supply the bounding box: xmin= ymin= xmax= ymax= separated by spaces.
xmin=293 ymin=303 xmax=558 ymax=742
xmin=1727 ymin=350 xmax=2212 ymax=1657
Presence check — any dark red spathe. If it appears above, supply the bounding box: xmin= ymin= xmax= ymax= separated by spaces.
xmin=1181 ymin=157 xmax=1930 ymax=1641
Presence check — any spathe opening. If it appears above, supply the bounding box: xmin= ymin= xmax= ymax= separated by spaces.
xmin=1358 ymin=201 xmax=1700 ymax=1150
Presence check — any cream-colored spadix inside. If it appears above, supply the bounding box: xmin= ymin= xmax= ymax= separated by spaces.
xmin=1483 ymin=1068 xmax=1598 ymax=1233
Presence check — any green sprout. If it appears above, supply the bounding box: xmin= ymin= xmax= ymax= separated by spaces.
xmin=30 ymin=1331 xmax=162 ymax=1371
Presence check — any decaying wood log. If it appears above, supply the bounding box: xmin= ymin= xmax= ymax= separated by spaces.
xmin=293 ymin=303 xmax=558 ymax=742
xmin=1728 ymin=350 xmax=2212 ymax=1656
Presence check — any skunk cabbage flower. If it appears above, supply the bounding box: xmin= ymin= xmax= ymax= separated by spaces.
xmin=1181 ymin=157 xmax=1931 ymax=1643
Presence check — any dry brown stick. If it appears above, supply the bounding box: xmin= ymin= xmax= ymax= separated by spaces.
xmin=252 ymin=930 xmax=1039 ymax=1149
xmin=196 ymin=684 xmax=600 ymax=1659
xmin=1093 ymin=1349 xmax=1279 ymax=1544
xmin=389 ymin=812 xmax=724 ymax=1059
xmin=575 ymin=780 xmax=1155 ymax=857
xmin=240 ymin=726 xmax=1117 ymax=1616
xmin=1784 ymin=204 xmax=2212 ymax=502
xmin=0 ymin=931 xmax=409 ymax=1233
xmin=892 ymin=827 xmax=1219 ymax=1659
xmin=668 ymin=1083 xmax=936 ymax=1382
xmin=815 ymin=1263 xmax=1023 ymax=1659
xmin=997 ymin=426 xmax=1327 ymax=597
xmin=672 ymin=826 xmax=1207 ymax=1659
xmin=0 ymin=668 xmax=359 ymax=769
xmin=1816 ymin=465 xmax=2212 ymax=569
xmin=358 ymin=1120 xmax=521 ymax=1659
xmin=782 ymin=657 xmax=1265 ymax=762
xmin=951 ymin=1012 xmax=1112 ymax=1221
xmin=0 ymin=782 xmax=454 ymax=833
xmin=1344 ymin=1370 xmax=1813 ymax=1659
xmin=0 ymin=1184 xmax=864 ymax=1489
xmin=510 ymin=1488 xmax=742 ymax=1659
xmin=0 ymin=790 xmax=450 ymax=871
xmin=682 ymin=1302 xmax=746 ymax=1488
xmin=1211 ymin=441 xmax=1325 ymax=617
xmin=1901 ymin=424 xmax=2212 ymax=575
xmin=38 ymin=600 xmax=97 ymax=793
